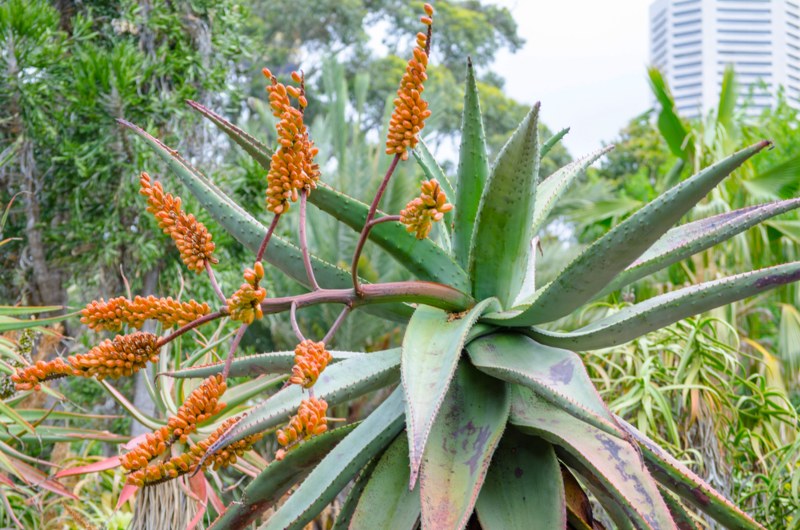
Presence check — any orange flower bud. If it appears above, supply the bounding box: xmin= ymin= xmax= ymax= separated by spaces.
xmin=139 ymin=173 xmax=217 ymax=273
xmin=81 ymin=296 xmax=210 ymax=332
xmin=11 ymin=358 xmax=75 ymax=392
xmin=289 ymin=340 xmax=332 ymax=389
xmin=167 ymin=375 xmax=227 ymax=443
xmin=68 ymin=332 xmax=159 ymax=380
xmin=275 ymin=398 xmax=328 ymax=458
xmin=227 ymin=263 xmax=267 ymax=324
xmin=400 ymin=179 xmax=453 ymax=239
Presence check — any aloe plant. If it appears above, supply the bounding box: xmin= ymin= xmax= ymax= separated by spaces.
xmin=13 ymin=5 xmax=800 ymax=529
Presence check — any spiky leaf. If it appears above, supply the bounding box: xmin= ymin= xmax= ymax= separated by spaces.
xmin=419 ymin=361 xmax=510 ymax=530
xmin=487 ymin=140 xmax=772 ymax=325
xmin=453 ymin=59 xmax=490 ymax=267
xmin=475 ymin=429 xmax=566 ymax=529
xmin=540 ymin=127 xmax=570 ymax=160
xmin=260 ymin=388 xmax=405 ymax=529
xmin=470 ymin=103 xmax=541 ymax=307
xmin=510 ymin=386 xmax=676 ymax=529
xmin=348 ymin=435 xmax=421 ymax=530
xmin=466 ymin=333 xmax=622 ymax=437
xmin=530 ymin=261 xmax=800 ymax=350
xmin=164 ymin=350 xmax=363 ymax=379
xmin=403 ymin=298 xmax=499 ymax=485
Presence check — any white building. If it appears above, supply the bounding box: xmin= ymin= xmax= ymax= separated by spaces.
xmin=650 ymin=0 xmax=800 ymax=117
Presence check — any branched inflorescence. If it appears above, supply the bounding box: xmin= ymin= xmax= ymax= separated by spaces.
xmin=81 ymin=296 xmax=211 ymax=332
xmin=12 ymin=332 xmax=160 ymax=391
xmin=263 ymin=68 xmax=320 ymax=214
xmin=289 ymin=340 xmax=332 ymax=388
xmin=120 ymin=426 xmax=172 ymax=473
xmin=140 ymin=172 xmax=218 ymax=272
xmin=227 ymin=262 xmax=267 ymax=324
xmin=386 ymin=4 xmax=434 ymax=160
xmin=275 ymin=397 xmax=329 ymax=460
xmin=167 ymin=375 xmax=227 ymax=443
xmin=400 ymin=179 xmax=453 ymax=239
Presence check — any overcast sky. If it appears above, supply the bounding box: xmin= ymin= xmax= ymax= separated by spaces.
xmin=492 ymin=0 xmax=652 ymax=157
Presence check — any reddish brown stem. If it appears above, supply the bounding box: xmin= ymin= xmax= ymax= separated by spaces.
xmin=222 ymin=324 xmax=248 ymax=379
xmin=323 ymin=305 xmax=352 ymax=345
xmin=256 ymin=214 xmax=281 ymax=263
xmin=299 ymin=190 xmax=319 ymax=290
xmin=156 ymin=310 xmax=227 ymax=348
xmin=206 ymin=261 xmax=227 ymax=304
xmin=367 ymin=215 xmax=401 ymax=228
xmin=290 ymin=302 xmax=306 ymax=342
xmin=351 ymin=154 xmax=401 ymax=294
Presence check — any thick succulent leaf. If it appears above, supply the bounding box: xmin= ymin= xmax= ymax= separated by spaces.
xmin=564 ymin=456 xmax=637 ymax=530
xmin=260 ymin=388 xmax=405 ymax=530
xmin=188 ymin=101 xmax=466 ymax=289
xmin=403 ymin=298 xmax=500 ymax=485
xmin=529 ymin=261 xmax=800 ymax=351
xmin=204 ymin=348 xmax=399 ymax=453
xmin=487 ymin=140 xmax=772 ymax=326
xmin=348 ymin=435 xmax=421 ymax=530
xmin=600 ymin=198 xmax=800 ymax=296
xmin=466 ymin=333 xmax=623 ymax=437
xmin=531 ymin=146 xmax=613 ymax=235
xmin=163 ymin=350 xmax=363 ymax=379
xmin=510 ymin=386 xmax=676 ymax=529
xmin=0 ymin=311 xmax=76 ymax=333
xmin=413 ymin=139 xmax=456 ymax=228
xmin=658 ymin=486 xmax=702 ymax=530
xmin=331 ymin=457 xmax=381 ymax=530
xmin=475 ymin=429 xmax=566 ymax=530
xmin=419 ymin=361 xmax=510 ymax=530
xmin=118 ymin=119 xmax=410 ymax=323
xmin=618 ymin=417 xmax=764 ymax=529
xmin=209 ymin=424 xmax=357 ymax=530
xmin=540 ymin=127 xmax=570 ymax=160
xmin=453 ymin=59 xmax=490 ymax=267
xmin=470 ymin=103 xmax=541 ymax=307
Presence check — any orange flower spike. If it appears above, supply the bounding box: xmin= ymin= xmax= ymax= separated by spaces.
xmin=275 ymin=397 xmax=329 ymax=457
xmin=81 ymin=296 xmax=210 ymax=332
xmin=263 ymin=69 xmax=319 ymax=213
xmin=167 ymin=374 xmax=227 ymax=443
xmin=120 ymin=426 xmax=171 ymax=472
xmin=289 ymin=340 xmax=332 ymax=388
xmin=68 ymin=332 xmax=159 ymax=380
xmin=11 ymin=358 xmax=74 ymax=392
xmin=400 ymin=179 xmax=453 ymax=239
xmin=386 ymin=5 xmax=434 ymax=160
xmin=139 ymin=173 xmax=217 ymax=273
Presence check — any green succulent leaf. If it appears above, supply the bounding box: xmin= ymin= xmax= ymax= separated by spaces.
xmin=475 ymin=429 xmax=566 ymax=530
xmin=488 ymin=140 xmax=772 ymax=325
xmin=600 ymin=198 xmax=800 ymax=296
xmin=203 ymin=348 xmax=399 ymax=452
xmin=413 ymin=138 xmax=456 ymax=229
xmin=403 ymin=298 xmax=500 ymax=485
xmin=466 ymin=333 xmax=623 ymax=437
xmin=331 ymin=457 xmax=381 ymax=530
xmin=163 ymin=350 xmax=363 ymax=379
xmin=530 ymin=146 xmax=614 ymax=238
xmin=562 ymin=465 xmax=602 ymax=530
xmin=566 ymin=458 xmax=638 ymax=530
xmin=208 ymin=424 xmax=357 ymax=530
xmin=658 ymin=486 xmax=702 ymax=530
xmin=453 ymin=58 xmax=490 ymax=268
xmin=419 ymin=361 xmax=510 ymax=530
xmin=510 ymin=386 xmax=676 ymax=529
xmin=348 ymin=435 xmax=421 ymax=530
xmin=470 ymin=103 xmax=541 ymax=307
xmin=540 ymin=127 xmax=570 ymax=161
xmin=260 ymin=388 xmax=405 ymax=530
xmin=187 ymin=101 xmax=467 ymax=290
xmin=529 ymin=261 xmax=800 ymax=350
xmin=618 ymin=417 xmax=764 ymax=529
xmin=118 ymin=119 xmax=411 ymax=323
xmin=0 ymin=311 xmax=76 ymax=333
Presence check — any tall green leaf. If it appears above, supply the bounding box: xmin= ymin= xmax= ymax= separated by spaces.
xmin=529 ymin=261 xmax=800 ymax=350
xmin=164 ymin=350 xmax=363 ymax=379
xmin=470 ymin=103 xmax=541 ymax=306
xmin=540 ymin=127 xmax=570 ymax=161
xmin=453 ymin=58 xmax=490 ymax=267
xmin=419 ymin=362 xmax=509 ymax=530
xmin=488 ymin=140 xmax=771 ymax=326
xmin=475 ymin=429 xmax=566 ymax=530
xmin=648 ymin=67 xmax=693 ymax=160
xmin=403 ymin=298 xmax=499 ymax=485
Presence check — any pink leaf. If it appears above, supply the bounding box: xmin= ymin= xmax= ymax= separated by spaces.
xmin=206 ymin=479 xmax=225 ymax=515
xmin=116 ymin=483 xmax=138 ymax=511
xmin=8 ymin=457 xmax=77 ymax=500
xmin=187 ymin=472 xmax=208 ymax=530
xmin=55 ymin=456 xmax=121 ymax=478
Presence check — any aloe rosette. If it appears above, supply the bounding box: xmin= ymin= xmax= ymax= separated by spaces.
xmin=18 ymin=4 xmax=800 ymax=529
